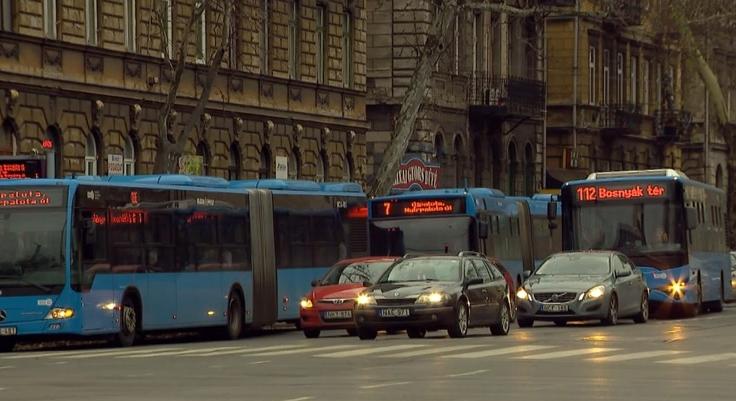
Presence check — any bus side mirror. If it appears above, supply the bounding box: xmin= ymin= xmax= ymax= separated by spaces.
xmin=547 ymin=201 xmax=558 ymax=220
xmin=686 ymin=206 xmax=698 ymax=230
xmin=479 ymin=221 xmax=489 ymax=239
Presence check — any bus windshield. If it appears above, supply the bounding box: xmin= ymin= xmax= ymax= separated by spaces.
xmin=370 ymin=216 xmax=472 ymax=256
xmin=0 ymin=207 xmax=66 ymax=296
xmin=570 ymin=201 xmax=684 ymax=255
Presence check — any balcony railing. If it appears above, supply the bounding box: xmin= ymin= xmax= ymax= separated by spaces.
xmin=599 ymin=103 xmax=643 ymax=131
xmin=654 ymin=109 xmax=693 ymax=141
xmin=468 ymin=73 xmax=546 ymax=118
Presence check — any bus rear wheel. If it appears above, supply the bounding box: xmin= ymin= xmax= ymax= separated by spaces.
xmin=0 ymin=338 xmax=16 ymax=352
xmin=116 ymin=296 xmax=140 ymax=347
xmin=225 ymin=292 xmax=245 ymax=340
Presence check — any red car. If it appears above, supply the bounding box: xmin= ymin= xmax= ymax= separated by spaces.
xmin=299 ymin=257 xmax=397 ymax=338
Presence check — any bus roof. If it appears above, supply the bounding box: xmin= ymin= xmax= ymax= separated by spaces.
xmin=373 ymin=187 xmax=505 ymax=201
xmin=562 ymin=169 xmax=725 ymax=195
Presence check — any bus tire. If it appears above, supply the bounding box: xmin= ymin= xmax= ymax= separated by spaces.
xmin=117 ymin=295 xmax=141 ymax=347
xmin=0 ymin=338 xmax=16 ymax=352
xmin=225 ymin=292 xmax=245 ymax=340
xmin=683 ymin=284 xmax=702 ymax=318
xmin=517 ymin=317 xmax=534 ymax=328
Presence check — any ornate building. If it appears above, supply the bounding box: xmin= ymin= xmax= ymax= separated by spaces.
xmin=0 ymin=0 xmax=367 ymax=182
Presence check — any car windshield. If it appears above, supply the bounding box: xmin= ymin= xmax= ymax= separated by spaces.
xmin=381 ymin=258 xmax=460 ymax=282
xmin=370 ymin=217 xmax=472 ymax=256
xmin=321 ymin=261 xmax=393 ymax=285
xmin=536 ymin=254 xmax=611 ymax=276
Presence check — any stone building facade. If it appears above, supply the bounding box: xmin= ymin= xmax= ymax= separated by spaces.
xmin=366 ymin=0 xmax=546 ymax=195
xmin=0 ymin=0 xmax=368 ymax=183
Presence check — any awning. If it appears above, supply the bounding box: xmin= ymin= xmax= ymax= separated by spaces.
xmin=546 ymin=167 xmax=589 ymax=188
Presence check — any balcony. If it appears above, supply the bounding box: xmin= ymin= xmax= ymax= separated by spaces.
xmin=602 ymin=0 xmax=643 ymax=27
xmin=599 ymin=103 xmax=643 ymax=134
xmin=654 ymin=109 xmax=693 ymax=142
xmin=468 ymin=73 xmax=546 ymax=119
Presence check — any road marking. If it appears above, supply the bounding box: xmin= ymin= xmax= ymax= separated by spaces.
xmin=381 ymin=344 xmax=485 ymax=358
xmin=516 ymin=348 xmax=618 ymax=360
xmin=2 ymin=349 xmax=118 ymax=360
xmin=360 ymin=382 xmax=411 ymax=390
xmin=658 ymin=353 xmax=736 ymax=365
xmin=116 ymin=346 xmax=240 ymax=359
xmin=441 ymin=345 xmax=555 ymax=359
xmin=61 ymin=348 xmax=183 ymax=360
xmin=317 ymin=344 xmax=425 ymax=358
xmin=280 ymin=397 xmax=314 ymax=401
xmin=187 ymin=345 xmax=307 ymax=357
xmin=589 ymin=350 xmax=687 ymax=362
xmin=249 ymin=360 xmax=270 ymax=365
xmin=249 ymin=345 xmax=355 ymax=357
xmin=447 ymin=369 xmax=488 ymax=378
xmin=0 ymin=366 xmax=12 ymax=370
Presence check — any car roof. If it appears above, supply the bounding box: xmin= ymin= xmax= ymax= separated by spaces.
xmin=550 ymin=250 xmax=615 ymax=258
xmin=333 ymin=256 xmax=398 ymax=267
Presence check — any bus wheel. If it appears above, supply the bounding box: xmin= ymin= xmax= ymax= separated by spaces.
xmin=225 ymin=292 xmax=244 ymax=340
xmin=0 ymin=338 xmax=16 ymax=352
xmin=117 ymin=296 xmax=140 ymax=347
xmin=683 ymin=285 xmax=702 ymax=318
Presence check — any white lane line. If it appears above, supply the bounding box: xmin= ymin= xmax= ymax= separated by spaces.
xmin=381 ymin=344 xmax=486 ymax=358
xmin=0 ymin=366 xmax=13 ymax=370
xmin=116 ymin=346 xmax=241 ymax=359
xmin=589 ymin=350 xmax=687 ymax=362
xmin=441 ymin=345 xmax=555 ymax=359
xmin=250 ymin=345 xmax=355 ymax=357
xmin=62 ymin=348 xmax=183 ymax=360
xmin=0 ymin=387 xmax=5 ymax=391
xmin=281 ymin=397 xmax=315 ymax=401
xmin=2 ymin=349 xmax=119 ymax=360
xmin=188 ymin=345 xmax=307 ymax=357
xmin=249 ymin=360 xmax=270 ymax=365
xmin=317 ymin=344 xmax=425 ymax=358
xmin=658 ymin=353 xmax=736 ymax=365
xmin=360 ymin=382 xmax=411 ymax=390
xmin=447 ymin=369 xmax=488 ymax=378
xmin=516 ymin=348 xmax=618 ymax=360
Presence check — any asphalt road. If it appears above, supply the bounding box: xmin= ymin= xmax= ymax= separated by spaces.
xmin=2 ymin=307 xmax=736 ymax=401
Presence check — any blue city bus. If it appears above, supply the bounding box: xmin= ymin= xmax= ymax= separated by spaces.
xmin=368 ymin=188 xmax=560 ymax=288
xmin=561 ymin=169 xmax=732 ymax=315
xmin=0 ymin=175 xmax=367 ymax=351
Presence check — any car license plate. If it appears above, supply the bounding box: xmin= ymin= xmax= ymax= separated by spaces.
xmin=379 ymin=308 xmax=410 ymax=318
xmin=0 ymin=327 xmax=17 ymax=336
xmin=323 ymin=310 xmax=352 ymax=320
xmin=541 ymin=304 xmax=568 ymax=313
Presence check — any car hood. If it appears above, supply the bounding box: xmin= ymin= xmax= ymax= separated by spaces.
xmin=526 ymin=275 xmax=608 ymax=293
xmin=310 ymin=284 xmax=364 ymax=300
xmin=369 ymin=281 xmax=458 ymax=297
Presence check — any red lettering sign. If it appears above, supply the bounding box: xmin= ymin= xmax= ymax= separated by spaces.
xmin=0 ymin=159 xmax=46 ymax=179
xmin=346 ymin=206 xmax=368 ymax=219
xmin=392 ymin=157 xmax=441 ymax=191
xmin=372 ymin=198 xmax=465 ymax=218
xmin=0 ymin=190 xmax=52 ymax=207
xmin=42 ymin=140 xmax=54 ymax=150
xmin=109 ymin=210 xmax=146 ymax=225
xmin=575 ymin=184 xmax=667 ymax=202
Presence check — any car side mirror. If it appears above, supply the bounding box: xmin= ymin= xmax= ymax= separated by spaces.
xmin=465 ymin=277 xmax=483 ymax=287
xmin=615 ymin=270 xmax=631 ymax=278
xmin=523 ymin=270 xmax=532 ymax=280
xmin=686 ymin=206 xmax=698 ymax=230
xmin=310 ymin=279 xmax=320 ymax=287
xmin=547 ymin=201 xmax=558 ymax=220
xmin=362 ymin=281 xmax=372 ymax=287
xmin=478 ymin=221 xmax=489 ymax=239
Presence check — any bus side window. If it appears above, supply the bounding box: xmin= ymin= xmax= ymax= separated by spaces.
xmin=79 ymin=209 xmax=110 ymax=289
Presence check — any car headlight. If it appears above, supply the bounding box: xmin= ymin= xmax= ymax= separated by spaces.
xmin=516 ymin=288 xmax=532 ymax=301
xmin=299 ymin=298 xmax=313 ymax=309
xmin=416 ymin=292 xmax=447 ymax=304
xmin=45 ymin=308 xmax=75 ymax=320
xmin=356 ymin=294 xmax=376 ymax=305
xmin=579 ymin=285 xmax=606 ymax=301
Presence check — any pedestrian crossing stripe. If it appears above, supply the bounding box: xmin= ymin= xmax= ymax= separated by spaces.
xmin=248 ymin=345 xmax=356 ymax=357
xmin=185 ymin=344 xmax=308 ymax=357
xmin=117 ymin=346 xmax=242 ymax=359
xmin=316 ymin=344 xmax=426 ymax=358
xmin=588 ymin=350 xmax=687 ymax=362
xmin=382 ymin=344 xmax=486 ymax=358
xmin=657 ymin=353 xmax=736 ymax=365
xmin=59 ymin=348 xmax=184 ymax=360
xmin=515 ymin=347 xmax=618 ymax=360
xmin=441 ymin=345 xmax=555 ymax=359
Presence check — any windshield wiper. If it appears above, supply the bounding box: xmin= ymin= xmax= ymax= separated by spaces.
xmin=0 ymin=275 xmax=54 ymax=293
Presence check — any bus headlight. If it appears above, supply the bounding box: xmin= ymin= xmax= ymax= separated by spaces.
xmin=45 ymin=308 xmax=75 ymax=320
xmin=670 ymin=280 xmax=686 ymax=295
xmin=516 ymin=288 xmax=532 ymax=301
xmin=356 ymin=294 xmax=376 ymax=305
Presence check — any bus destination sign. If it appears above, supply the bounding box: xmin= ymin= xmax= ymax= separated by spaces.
xmin=0 ymin=188 xmax=65 ymax=208
xmin=575 ymin=184 xmax=667 ymax=202
xmin=372 ymin=198 xmax=465 ymax=218
xmin=0 ymin=158 xmax=46 ymax=179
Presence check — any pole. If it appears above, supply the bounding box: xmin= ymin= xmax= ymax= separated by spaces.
xmin=572 ymin=0 xmax=580 ymax=166
xmin=705 ymin=87 xmax=710 ymax=183
xmin=542 ymin=17 xmax=548 ymax=188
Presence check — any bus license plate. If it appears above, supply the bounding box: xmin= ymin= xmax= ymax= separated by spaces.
xmin=0 ymin=327 xmax=17 ymax=336
xmin=541 ymin=304 xmax=568 ymax=313
xmin=323 ymin=311 xmax=352 ymax=320
xmin=379 ymin=308 xmax=410 ymax=318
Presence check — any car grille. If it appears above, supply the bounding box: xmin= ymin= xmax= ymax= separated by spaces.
xmin=376 ymin=298 xmax=414 ymax=306
xmin=317 ymin=299 xmax=353 ymax=305
xmin=534 ymin=292 xmax=576 ymax=303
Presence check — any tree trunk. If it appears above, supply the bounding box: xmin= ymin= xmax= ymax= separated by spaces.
xmin=367 ymin=1 xmax=458 ymax=197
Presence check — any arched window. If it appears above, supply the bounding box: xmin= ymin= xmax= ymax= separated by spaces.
xmin=46 ymin=126 xmax=62 ymax=178
xmin=85 ymin=134 xmax=98 ymax=176
xmin=288 ymin=148 xmax=300 ymax=180
xmin=454 ymin=135 xmax=464 ymax=187
xmin=259 ymin=145 xmax=272 ymax=179
xmin=196 ymin=141 xmax=210 ymax=176
xmin=716 ymin=164 xmax=724 ymax=189
xmin=124 ymin=134 xmax=135 ymax=175
xmin=434 ymin=133 xmax=445 ymax=161
xmin=524 ymin=143 xmax=534 ymax=195
xmin=228 ymin=142 xmax=241 ymax=180
xmin=508 ymin=142 xmax=517 ymax=195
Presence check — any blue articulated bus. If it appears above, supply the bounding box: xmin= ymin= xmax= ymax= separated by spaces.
xmin=561 ymin=169 xmax=732 ymax=315
xmin=368 ymin=188 xmax=560 ymax=288
xmin=0 ymin=175 xmax=367 ymax=351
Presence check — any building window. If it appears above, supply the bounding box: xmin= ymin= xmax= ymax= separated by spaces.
xmin=453 ymin=14 xmax=460 ymax=74
xmin=43 ymin=0 xmax=57 ymax=39
xmin=616 ymin=52 xmax=624 ymax=103
xmin=124 ymin=0 xmax=137 ymax=52
xmin=630 ymin=56 xmax=638 ymax=105
xmin=343 ymin=153 xmax=353 ymax=182
xmin=228 ymin=142 xmax=241 ymax=180
xmin=261 ymin=0 xmax=269 ymax=74
xmin=288 ymin=148 xmax=300 ymax=179
xmin=454 ymin=136 xmax=464 ymax=187
xmin=524 ymin=143 xmax=534 ymax=196
xmin=716 ymin=164 xmax=724 ymax=189
xmin=161 ymin=0 xmax=173 ymax=57
xmin=315 ymin=151 xmax=327 ymax=182
xmin=86 ymin=0 xmax=98 ymax=45
xmin=316 ymin=3 xmax=327 ymax=84
xmin=643 ymin=60 xmax=650 ymax=114
xmin=85 ymin=134 xmax=98 ymax=176
xmin=259 ymin=146 xmax=272 ymax=178
xmin=123 ymin=135 xmax=135 ymax=175
xmin=667 ymin=65 xmax=675 ymax=98
xmin=288 ymin=1 xmax=300 ymax=79
xmin=342 ymin=10 xmax=354 ymax=88
xmin=508 ymin=142 xmax=517 ymax=195
xmin=655 ymin=63 xmax=662 ymax=109
xmin=0 ymin=0 xmax=11 ymax=31
xmin=603 ymin=50 xmax=610 ymax=105
xmin=589 ymin=46 xmax=596 ymax=105
xmin=472 ymin=12 xmax=481 ymax=74
xmin=196 ymin=141 xmax=210 ymax=176
xmin=195 ymin=1 xmax=206 ymax=63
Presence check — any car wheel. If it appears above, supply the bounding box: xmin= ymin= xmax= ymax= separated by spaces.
xmin=517 ymin=317 xmax=534 ymax=328
xmin=447 ymin=303 xmax=469 ymax=338
xmin=116 ymin=296 xmax=140 ymax=347
xmin=407 ymin=328 xmax=427 ymax=339
xmin=224 ymin=292 xmax=245 ymax=340
xmin=346 ymin=329 xmax=358 ymax=337
xmin=303 ymin=329 xmax=321 ymax=339
xmin=553 ymin=319 xmax=567 ymax=327
xmin=0 ymin=339 xmax=16 ymax=353
xmin=490 ymin=302 xmax=511 ymax=336
xmin=633 ymin=292 xmax=649 ymax=324
xmin=357 ymin=327 xmax=377 ymax=340
xmin=601 ymin=294 xmax=618 ymax=326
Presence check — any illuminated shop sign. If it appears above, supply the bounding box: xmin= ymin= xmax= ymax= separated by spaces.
xmin=0 ymin=158 xmax=46 ymax=179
